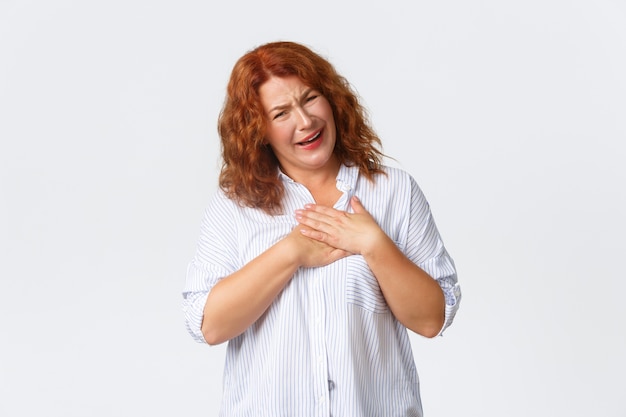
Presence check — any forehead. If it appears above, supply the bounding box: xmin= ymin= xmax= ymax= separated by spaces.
xmin=258 ymin=76 xmax=311 ymax=106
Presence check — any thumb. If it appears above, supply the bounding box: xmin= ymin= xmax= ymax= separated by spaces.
xmin=350 ymin=195 xmax=366 ymax=214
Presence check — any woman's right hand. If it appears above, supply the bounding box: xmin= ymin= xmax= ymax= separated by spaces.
xmin=286 ymin=224 xmax=351 ymax=268
xmin=202 ymin=223 xmax=348 ymax=345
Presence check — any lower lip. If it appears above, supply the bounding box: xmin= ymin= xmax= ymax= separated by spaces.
xmin=298 ymin=133 xmax=323 ymax=150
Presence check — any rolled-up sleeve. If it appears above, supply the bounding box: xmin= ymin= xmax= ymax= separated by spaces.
xmin=182 ymin=192 xmax=238 ymax=344
xmin=405 ymin=176 xmax=461 ymax=336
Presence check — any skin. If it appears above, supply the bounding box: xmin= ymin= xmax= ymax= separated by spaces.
xmin=259 ymin=75 xmax=339 ymax=188
xmin=296 ymin=197 xmax=445 ymax=337
xmin=201 ymin=76 xmax=445 ymax=345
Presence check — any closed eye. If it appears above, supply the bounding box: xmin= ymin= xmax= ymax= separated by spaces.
xmin=272 ymin=110 xmax=287 ymax=120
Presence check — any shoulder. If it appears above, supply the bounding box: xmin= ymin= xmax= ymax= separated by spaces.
xmin=205 ymin=188 xmax=238 ymax=212
xmin=200 ymin=188 xmax=242 ymax=228
xmin=373 ymin=165 xmax=430 ymax=208
xmin=204 ymin=187 xmax=282 ymax=225
xmin=354 ymin=165 xmax=416 ymax=205
xmin=380 ymin=164 xmax=412 ymax=179
xmin=372 ymin=165 xmax=418 ymax=190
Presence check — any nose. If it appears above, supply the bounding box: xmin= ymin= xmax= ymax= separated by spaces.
xmin=295 ymin=106 xmax=313 ymax=130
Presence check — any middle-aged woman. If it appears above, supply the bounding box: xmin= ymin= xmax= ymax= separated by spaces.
xmin=183 ymin=41 xmax=461 ymax=416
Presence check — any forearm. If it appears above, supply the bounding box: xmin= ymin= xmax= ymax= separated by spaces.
xmin=201 ymin=238 xmax=299 ymax=345
xmin=363 ymin=233 xmax=445 ymax=338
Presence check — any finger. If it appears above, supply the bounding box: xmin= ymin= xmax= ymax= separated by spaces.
xmin=327 ymin=248 xmax=351 ymax=263
xmin=296 ymin=208 xmax=341 ymax=226
xmin=296 ymin=212 xmax=335 ymax=234
xmin=303 ymin=204 xmax=344 ymax=217
xmin=350 ymin=195 xmax=367 ymax=214
xmin=299 ymin=227 xmax=327 ymax=242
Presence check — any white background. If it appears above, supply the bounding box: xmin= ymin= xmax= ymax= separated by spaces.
xmin=1 ymin=1 xmax=625 ymax=416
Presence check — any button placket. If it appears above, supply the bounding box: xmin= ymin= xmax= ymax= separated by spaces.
xmin=308 ymin=270 xmax=330 ymax=415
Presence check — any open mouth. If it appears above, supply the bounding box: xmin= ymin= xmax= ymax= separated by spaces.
xmin=297 ymin=131 xmax=321 ymax=146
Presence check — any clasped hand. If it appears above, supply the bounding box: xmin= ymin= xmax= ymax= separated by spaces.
xmin=291 ymin=195 xmax=383 ymax=267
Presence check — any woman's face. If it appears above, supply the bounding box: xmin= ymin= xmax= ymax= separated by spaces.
xmin=259 ymin=76 xmax=337 ymax=181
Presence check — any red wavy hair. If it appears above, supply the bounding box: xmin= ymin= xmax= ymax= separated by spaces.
xmin=218 ymin=41 xmax=385 ymax=214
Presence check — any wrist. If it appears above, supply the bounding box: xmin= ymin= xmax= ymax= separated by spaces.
xmin=277 ymin=233 xmax=304 ymax=269
xmin=360 ymin=229 xmax=390 ymax=259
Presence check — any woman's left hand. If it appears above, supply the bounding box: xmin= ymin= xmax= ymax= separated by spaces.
xmin=295 ymin=196 xmax=384 ymax=256
xmin=297 ymin=195 xmax=446 ymax=336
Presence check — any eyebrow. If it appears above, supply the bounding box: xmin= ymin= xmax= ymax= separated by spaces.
xmin=267 ymin=88 xmax=315 ymax=114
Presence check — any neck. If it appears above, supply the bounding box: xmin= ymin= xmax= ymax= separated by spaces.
xmin=281 ymin=157 xmax=341 ymax=189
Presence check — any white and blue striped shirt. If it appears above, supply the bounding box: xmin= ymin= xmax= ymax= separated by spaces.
xmin=183 ymin=164 xmax=461 ymax=417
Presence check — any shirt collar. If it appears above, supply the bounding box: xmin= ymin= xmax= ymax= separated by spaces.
xmin=335 ymin=163 xmax=359 ymax=193
xmin=277 ymin=168 xmax=294 ymax=183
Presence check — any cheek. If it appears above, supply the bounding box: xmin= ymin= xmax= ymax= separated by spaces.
xmin=266 ymin=126 xmax=291 ymax=147
xmin=320 ymin=104 xmax=336 ymax=127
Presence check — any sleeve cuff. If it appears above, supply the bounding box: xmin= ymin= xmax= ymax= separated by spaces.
xmin=435 ymin=279 xmax=462 ymax=337
xmin=182 ymin=291 xmax=210 ymax=344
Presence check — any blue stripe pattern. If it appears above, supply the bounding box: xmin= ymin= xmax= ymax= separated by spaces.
xmin=182 ymin=164 xmax=461 ymax=417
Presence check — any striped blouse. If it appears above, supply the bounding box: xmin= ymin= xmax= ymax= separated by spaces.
xmin=182 ymin=164 xmax=461 ymax=417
